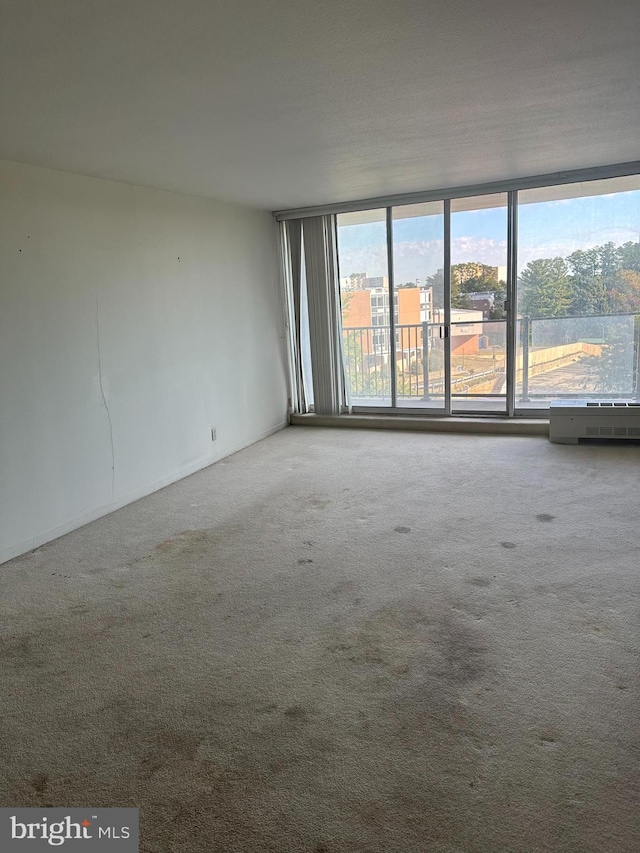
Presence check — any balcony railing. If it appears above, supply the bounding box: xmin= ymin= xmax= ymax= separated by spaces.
xmin=342 ymin=314 xmax=640 ymax=403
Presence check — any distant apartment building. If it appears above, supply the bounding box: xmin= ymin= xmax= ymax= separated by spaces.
xmin=466 ymin=291 xmax=496 ymax=319
xmin=341 ymin=276 xmax=486 ymax=356
xmin=339 ymin=273 xmax=384 ymax=291
xmin=341 ymin=282 xmax=432 ymax=354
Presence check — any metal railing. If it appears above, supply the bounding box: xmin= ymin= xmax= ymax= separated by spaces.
xmin=519 ymin=313 xmax=640 ymax=400
xmin=342 ymin=313 xmax=640 ymax=402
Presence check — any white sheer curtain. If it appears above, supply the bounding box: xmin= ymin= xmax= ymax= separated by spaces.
xmin=281 ymin=215 xmax=346 ymax=415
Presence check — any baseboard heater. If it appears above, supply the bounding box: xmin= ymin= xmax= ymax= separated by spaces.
xmin=549 ymin=400 xmax=640 ymax=444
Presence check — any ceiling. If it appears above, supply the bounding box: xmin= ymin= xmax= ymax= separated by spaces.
xmin=2 ymin=0 xmax=639 ymax=212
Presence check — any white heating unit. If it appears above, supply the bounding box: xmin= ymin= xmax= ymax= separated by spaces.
xmin=549 ymin=401 xmax=640 ymax=444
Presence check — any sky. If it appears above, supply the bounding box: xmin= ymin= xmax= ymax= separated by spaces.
xmin=336 ymin=190 xmax=640 ymax=284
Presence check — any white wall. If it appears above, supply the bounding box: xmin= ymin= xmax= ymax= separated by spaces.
xmin=0 ymin=160 xmax=288 ymax=564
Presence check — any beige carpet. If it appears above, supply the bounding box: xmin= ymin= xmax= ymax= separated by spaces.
xmin=0 ymin=426 xmax=638 ymax=852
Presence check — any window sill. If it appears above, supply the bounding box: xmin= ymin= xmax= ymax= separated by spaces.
xmin=289 ymin=412 xmax=549 ymax=436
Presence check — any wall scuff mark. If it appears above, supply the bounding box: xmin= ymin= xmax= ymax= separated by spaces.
xmin=96 ymin=292 xmax=115 ymax=501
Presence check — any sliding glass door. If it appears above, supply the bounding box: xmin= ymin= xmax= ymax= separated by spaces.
xmin=336 ymin=198 xmax=511 ymax=414
xmin=337 ymin=203 xmax=449 ymax=413
xmin=450 ymin=194 xmax=508 ymax=414
xmin=327 ymin=169 xmax=640 ymax=417
xmin=392 ymin=202 xmax=447 ymax=413
xmin=337 ymin=209 xmax=393 ymax=408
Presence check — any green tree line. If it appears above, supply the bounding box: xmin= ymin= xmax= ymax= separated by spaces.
xmin=519 ymin=241 xmax=640 ymax=318
xmin=422 ymin=241 xmax=640 ymax=319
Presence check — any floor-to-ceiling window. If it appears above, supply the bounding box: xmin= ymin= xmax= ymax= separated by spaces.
xmin=392 ymin=202 xmax=446 ymax=411
xmin=450 ymin=194 xmax=508 ymax=414
xmin=337 ymin=209 xmax=392 ymax=407
xmin=287 ymin=167 xmax=640 ymax=418
xmin=515 ymin=175 xmax=640 ymax=410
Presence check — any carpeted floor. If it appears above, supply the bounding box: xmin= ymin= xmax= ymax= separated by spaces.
xmin=0 ymin=426 xmax=638 ymax=852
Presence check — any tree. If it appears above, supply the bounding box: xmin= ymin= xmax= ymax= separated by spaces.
xmin=339 ymin=289 xmax=356 ymax=331
xmin=518 ymin=257 xmax=571 ymax=317
xmin=566 ymin=249 xmax=609 ymax=315
xmin=619 ymin=241 xmax=640 ymax=274
xmin=598 ymin=241 xmax=621 ymax=283
xmin=426 ymin=268 xmax=471 ymax=309
xmin=608 ymin=269 xmax=640 ymax=313
xmin=586 ymin=318 xmax=636 ymax=395
xmin=427 ymin=264 xmax=504 ymax=311
xmin=452 ymin=262 xmax=499 ymax=293
xmin=427 ymin=269 xmax=445 ymax=309
xmin=452 ymin=289 xmax=472 ymax=310
xmin=420 ymin=240 xmax=640 ymax=321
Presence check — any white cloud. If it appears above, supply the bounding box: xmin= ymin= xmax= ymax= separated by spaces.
xmin=338 ymin=230 xmax=640 ymax=281
xmin=451 ymin=237 xmax=507 ymax=266
xmin=518 ymin=228 xmax=640 ymax=270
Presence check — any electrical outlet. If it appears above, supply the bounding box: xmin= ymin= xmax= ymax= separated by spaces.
xmin=211 ymin=427 xmax=217 ymax=442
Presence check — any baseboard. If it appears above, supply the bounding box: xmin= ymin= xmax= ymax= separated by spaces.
xmin=0 ymin=419 xmax=288 ymax=566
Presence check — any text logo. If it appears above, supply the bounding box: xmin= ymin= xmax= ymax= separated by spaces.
xmin=1 ymin=809 xmax=138 ymax=851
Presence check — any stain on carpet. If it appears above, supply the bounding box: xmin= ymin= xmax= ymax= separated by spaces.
xmin=152 ymin=529 xmax=211 ymax=554
xmin=436 ymin=616 xmax=488 ymax=685
xmin=535 ymin=513 xmax=556 ymax=522
xmin=394 ymin=526 xmax=411 ymax=533
xmin=145 ymin=527 xmax=248 ymax=563
xmin=538 ymin=729 xmax=562 ymax=749
xmin=325 ymin=601 xmax=488 ymax=690
xmin=305 ymin=497 xmax=331 ymax=511
xmin=331 ymin=580 xmax=358 ymax=596
xmin=0 ymin=635 xmax=44 ymax=669
xmin=255 ymin=703 xmax=278 ymax=714
xmin=31 ymin=773 xmax=48 ymax=794
xmin=283 ymin=705 xmax=308 ymax=721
